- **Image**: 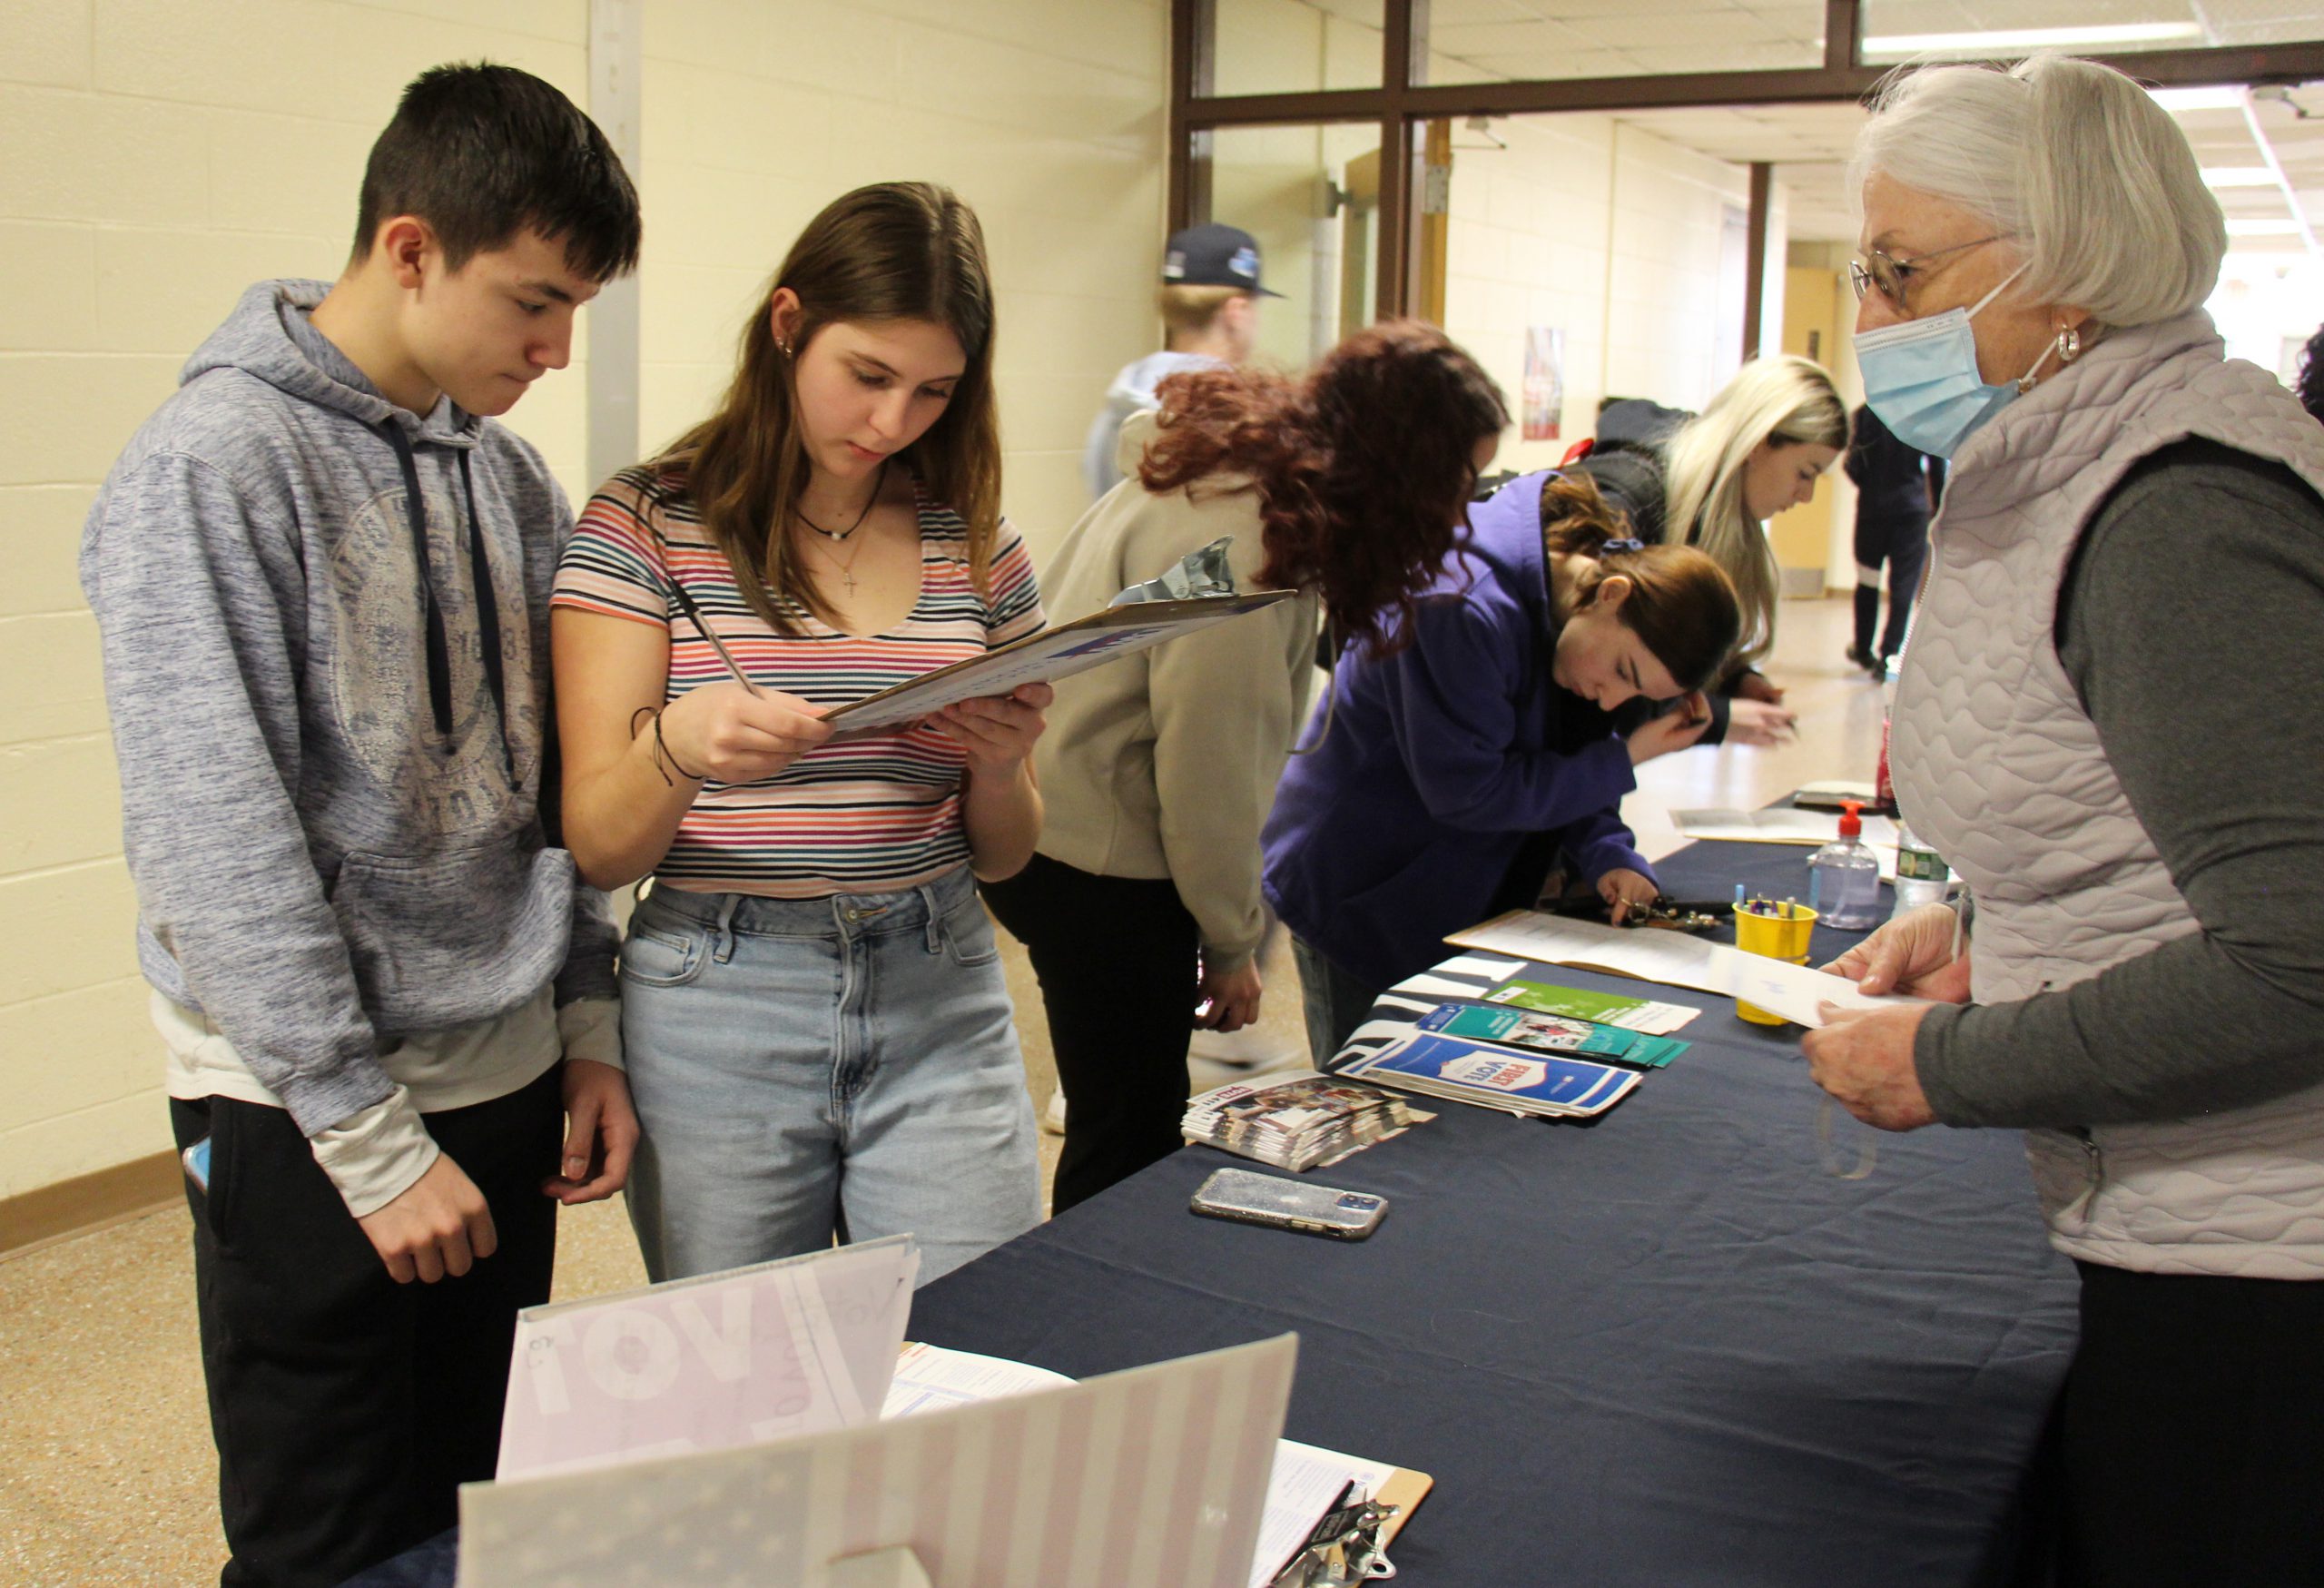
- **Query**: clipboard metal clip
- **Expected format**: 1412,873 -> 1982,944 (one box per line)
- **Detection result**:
1270,1483 -> 1401,1585
1108,536 -> 1240,607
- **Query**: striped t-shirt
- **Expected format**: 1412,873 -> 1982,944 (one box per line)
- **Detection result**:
553,465 -> 1044,898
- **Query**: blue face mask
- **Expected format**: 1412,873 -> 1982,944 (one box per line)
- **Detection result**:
1854,266 -> 2053,459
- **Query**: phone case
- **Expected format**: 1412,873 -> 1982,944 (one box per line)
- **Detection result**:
1189,1167 -> 1387,1240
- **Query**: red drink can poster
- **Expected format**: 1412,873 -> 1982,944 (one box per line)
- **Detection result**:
1522,325 -> 1565,441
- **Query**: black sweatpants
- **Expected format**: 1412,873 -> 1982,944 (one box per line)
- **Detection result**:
2057,1259 -> 2324,1587
1852,511 -> 1928,662
981,853 -> 1200,1213
170,1064 -> 563,1588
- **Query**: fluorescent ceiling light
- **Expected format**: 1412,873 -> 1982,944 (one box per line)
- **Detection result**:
2150,86 -> 2249,112
2225,218 -> 2303,235
2202,167 -> 2279,188
1865,23 -> 2204,57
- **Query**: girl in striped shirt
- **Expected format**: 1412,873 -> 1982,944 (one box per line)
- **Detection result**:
551,183 -> 1049,1284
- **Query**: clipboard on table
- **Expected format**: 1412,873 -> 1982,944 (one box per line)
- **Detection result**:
1259,1453 -> 1433,1588
821,589 -> 1301,739
1368,1467 -> 1433,1549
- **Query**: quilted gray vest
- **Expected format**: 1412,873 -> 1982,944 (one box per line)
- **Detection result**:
1894,311 -> 2324,1278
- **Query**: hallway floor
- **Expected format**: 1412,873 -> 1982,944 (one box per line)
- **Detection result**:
0,597 -> 1885,1587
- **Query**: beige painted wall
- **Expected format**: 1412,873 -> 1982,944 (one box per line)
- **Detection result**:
0,0 -> 1166,1200
1440,113 -> 1774,480
1768,262 -> 1843,577
1789,238 -> 1871,592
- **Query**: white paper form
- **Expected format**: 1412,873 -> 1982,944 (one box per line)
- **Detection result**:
1672,806 -> 1902,847
881,1341 -> 1072,1418
1443,911 -> 1918,1028
1669,807 -> 1903,882
495,1236 -> 919,1482
1247,1440 -> 1398,1588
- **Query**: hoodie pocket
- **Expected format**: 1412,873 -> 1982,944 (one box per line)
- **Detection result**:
330,843 -> 573,1031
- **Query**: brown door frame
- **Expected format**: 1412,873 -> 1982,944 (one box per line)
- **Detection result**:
1167,0 -> 2324,323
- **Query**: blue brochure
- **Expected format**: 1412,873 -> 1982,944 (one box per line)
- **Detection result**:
1339,1033 -> 1642,1119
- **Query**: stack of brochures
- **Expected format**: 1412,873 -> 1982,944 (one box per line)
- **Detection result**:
1416,1002 -> 1689,1068
1182,1076 -> 1423,1172
1337,1032 -> 1642,1119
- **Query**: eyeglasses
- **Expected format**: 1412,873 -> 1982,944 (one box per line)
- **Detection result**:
1847,233 -> 2012,310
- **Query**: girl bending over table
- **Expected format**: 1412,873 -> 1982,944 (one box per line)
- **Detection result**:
1264,469 -> 1741,1062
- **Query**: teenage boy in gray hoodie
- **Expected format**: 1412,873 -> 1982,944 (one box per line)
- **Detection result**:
80,64 -> 642,1587
1080,222 -> 1278,500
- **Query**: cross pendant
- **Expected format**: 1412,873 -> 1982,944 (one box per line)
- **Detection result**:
842,570 -> 858,596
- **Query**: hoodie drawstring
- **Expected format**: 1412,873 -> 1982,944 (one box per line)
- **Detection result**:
377,420 -> 511,774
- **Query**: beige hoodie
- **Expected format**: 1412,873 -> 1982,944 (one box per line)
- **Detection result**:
1029,412 -> 1321,969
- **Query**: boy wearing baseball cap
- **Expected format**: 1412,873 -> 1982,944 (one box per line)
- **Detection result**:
1083,222 -> 1280,499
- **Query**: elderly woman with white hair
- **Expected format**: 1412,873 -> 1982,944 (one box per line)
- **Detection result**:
1803,55 -> 2324,1583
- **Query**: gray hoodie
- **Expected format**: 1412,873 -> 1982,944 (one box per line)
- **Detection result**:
81,280 -> 617,1137
1082,350 -> 1224,501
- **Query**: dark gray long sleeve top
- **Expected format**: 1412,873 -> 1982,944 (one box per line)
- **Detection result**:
1915,438 -> 2324,1126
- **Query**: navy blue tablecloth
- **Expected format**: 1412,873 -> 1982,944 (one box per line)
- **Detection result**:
347,840 -> 2075,1588
906,839 -> 2074,1586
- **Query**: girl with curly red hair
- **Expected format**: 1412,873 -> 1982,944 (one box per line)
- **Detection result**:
981,320 -> 1508,1209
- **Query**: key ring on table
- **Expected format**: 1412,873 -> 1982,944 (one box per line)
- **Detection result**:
1817,1096 -> 1878,1180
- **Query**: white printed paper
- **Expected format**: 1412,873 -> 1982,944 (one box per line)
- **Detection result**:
1248,1440 -> 1399,1588
1445,911 -> 1918,1028
1672,806 -> 1902,849
881,1341 -> 1072,1418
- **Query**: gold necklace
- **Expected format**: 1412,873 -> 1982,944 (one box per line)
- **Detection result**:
801,519 -> 869,598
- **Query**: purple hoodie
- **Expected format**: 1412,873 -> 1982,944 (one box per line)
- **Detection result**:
1260,471 -> 1650,991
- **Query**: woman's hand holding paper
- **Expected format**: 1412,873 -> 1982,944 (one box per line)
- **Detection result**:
1823,901 -> 1972,1001
1803,1002 -> 1936,1131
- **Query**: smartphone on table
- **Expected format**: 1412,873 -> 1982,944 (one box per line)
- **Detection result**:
1189,1167 -> 1388,1240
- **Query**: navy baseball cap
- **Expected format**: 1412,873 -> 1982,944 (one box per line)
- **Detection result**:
1161,223 -> 1284,297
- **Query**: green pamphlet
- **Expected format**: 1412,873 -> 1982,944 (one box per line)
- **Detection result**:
1484,978 -> 1699,1036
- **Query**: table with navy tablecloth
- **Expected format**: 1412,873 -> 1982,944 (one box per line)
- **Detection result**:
345,836 -> 2077,1588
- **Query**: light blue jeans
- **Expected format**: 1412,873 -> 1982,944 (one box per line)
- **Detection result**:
618,865 -> 1041,1287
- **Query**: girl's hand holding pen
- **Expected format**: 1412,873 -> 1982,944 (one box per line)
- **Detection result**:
660,681 -> 832,784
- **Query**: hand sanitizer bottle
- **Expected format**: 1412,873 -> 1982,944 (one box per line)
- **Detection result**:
1809,800 -> 1883,931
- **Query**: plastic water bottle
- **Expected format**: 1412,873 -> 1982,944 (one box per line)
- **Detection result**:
1892,824 -> 1951,918
1808,800 -> 1883,931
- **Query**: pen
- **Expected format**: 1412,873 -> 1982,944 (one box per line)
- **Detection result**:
693,623 -> 763,698
668,582 -> 764,697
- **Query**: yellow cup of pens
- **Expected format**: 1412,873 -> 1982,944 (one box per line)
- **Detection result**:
1733,900 -> 1817,1025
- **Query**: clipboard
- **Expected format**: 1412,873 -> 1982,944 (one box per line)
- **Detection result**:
1371,1467 -> 1433,1548
1261,1462 -> 1433,1587
821,588 -> 1301,739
